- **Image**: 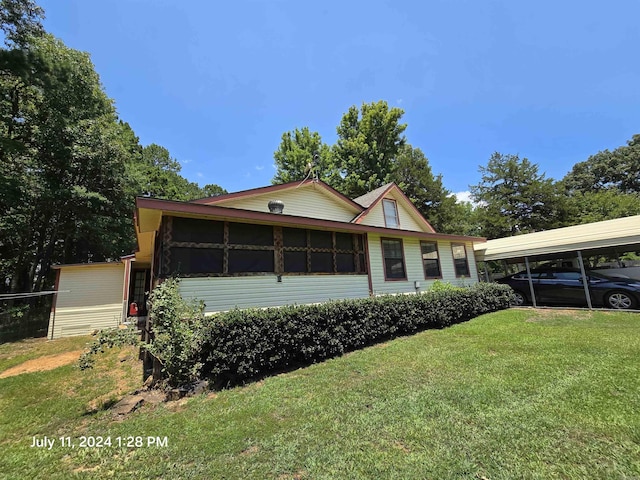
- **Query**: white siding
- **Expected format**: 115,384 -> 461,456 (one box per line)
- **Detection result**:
213,184 -> 359,222
179,275 -> 370,313
359,195 -> 426,232
367,234 -> 478,295
48,264 -> 125,339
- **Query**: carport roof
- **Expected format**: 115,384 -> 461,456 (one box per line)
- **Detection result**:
474,215 -> 640,262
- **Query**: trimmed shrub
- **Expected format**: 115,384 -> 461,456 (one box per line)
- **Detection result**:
202,282 -> 513,386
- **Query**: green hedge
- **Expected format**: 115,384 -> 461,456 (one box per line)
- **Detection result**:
202,282 -> 513,386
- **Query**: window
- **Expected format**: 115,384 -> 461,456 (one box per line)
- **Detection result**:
171,217 -> 224,243
228,222 -> 273,246
169,247 -> 223,274
228,250 -> 274,273
551,271 -> 582,281
420,241 -> 441,278
162,217 -> 367,277
451,243 -> 470,277
382,199 -> 399,228
381,238 -> 406,280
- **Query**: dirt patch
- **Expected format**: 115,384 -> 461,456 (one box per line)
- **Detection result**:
0,350 -> 83,378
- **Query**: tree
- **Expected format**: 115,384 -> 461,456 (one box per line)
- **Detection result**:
391,144 -> 458,233
1,33 -> 135,291
564,190 -> 640,225
333,100 -> 406,198
470,153 -> 567,239
272,127 -> 336,184
201,183 -> 228,197
0,0 -> 44,47
563,134 -> 640,194
440,199 -> 483,237
138,144 -> 224,201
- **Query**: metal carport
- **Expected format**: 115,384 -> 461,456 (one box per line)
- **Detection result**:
473,215 -> 640,309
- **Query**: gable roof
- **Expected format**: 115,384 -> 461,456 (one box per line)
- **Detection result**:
351,182 -> 436,233
192,179 -> 364,212
353,183 -> 394,208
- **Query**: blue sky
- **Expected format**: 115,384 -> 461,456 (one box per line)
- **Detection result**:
39,0 -> 640,199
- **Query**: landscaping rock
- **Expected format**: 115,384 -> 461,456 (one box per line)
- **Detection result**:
112,395 -> 145,416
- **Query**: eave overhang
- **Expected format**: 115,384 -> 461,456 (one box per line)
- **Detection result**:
136,196 -> 485,244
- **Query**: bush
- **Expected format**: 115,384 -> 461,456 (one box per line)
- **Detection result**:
144,278 -> 206,387
79,278 -> 207,388
78,327 -> 141,370
202,282 -> 513,386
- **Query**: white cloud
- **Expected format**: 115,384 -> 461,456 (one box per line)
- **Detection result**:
196,172 -> 203,178
255,165 -> 265,171
453,191 -> 473,203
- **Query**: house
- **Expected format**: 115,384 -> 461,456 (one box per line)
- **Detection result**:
135,179 -> 484,314
48,179 -> 485,338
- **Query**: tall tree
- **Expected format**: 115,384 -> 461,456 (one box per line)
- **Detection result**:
391,144 -> 458,233
272,127 -> 337,184
0,0 -> 43,47
564,190 -> 640,225
333,100 -> 406,198
563,134 -> 640,194
470,153 -> 567,239
138,144 -> 224,201
200,183 -> 228,198
1,32 -> 134,294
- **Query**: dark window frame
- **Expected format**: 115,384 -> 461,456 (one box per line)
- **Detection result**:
451,243 -> 470,277
381,237 -> 407,281
420,241 -> 442,279
382,198 -> 400,228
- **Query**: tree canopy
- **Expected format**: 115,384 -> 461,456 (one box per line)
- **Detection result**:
563,134 -> 640,194
272,127 -> 336,185
470,153 -> 568,239
0,1 -> 225,305
333,100 -> 407,198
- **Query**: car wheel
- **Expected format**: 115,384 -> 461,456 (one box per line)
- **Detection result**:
511,290 -> 526,307
605,291 -> 636,310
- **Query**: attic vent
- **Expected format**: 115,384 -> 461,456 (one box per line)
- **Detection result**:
268,200 -> 284,214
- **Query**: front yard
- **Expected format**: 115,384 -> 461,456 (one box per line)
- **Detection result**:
0,309 -> 638,479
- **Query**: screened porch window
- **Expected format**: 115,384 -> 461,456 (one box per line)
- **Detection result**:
160,216 -> 366,277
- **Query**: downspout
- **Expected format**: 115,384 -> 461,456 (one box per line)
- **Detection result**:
576,250 -> 593,310
524,257 -> 537,308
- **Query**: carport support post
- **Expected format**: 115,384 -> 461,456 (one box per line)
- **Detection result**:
576,250 -> 593,310
524,256 -> 537,308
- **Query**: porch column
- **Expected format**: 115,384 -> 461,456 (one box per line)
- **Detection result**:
576,250 -> 593,310
524,256 -> 537,308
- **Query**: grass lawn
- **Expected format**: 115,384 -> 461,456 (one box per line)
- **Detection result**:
1,309 -> 639,479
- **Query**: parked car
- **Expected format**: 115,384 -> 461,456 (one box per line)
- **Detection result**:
496,268 -> 640,310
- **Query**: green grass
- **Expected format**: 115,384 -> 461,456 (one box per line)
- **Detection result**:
1,309 -> 639,479
0,335 -> 93,371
